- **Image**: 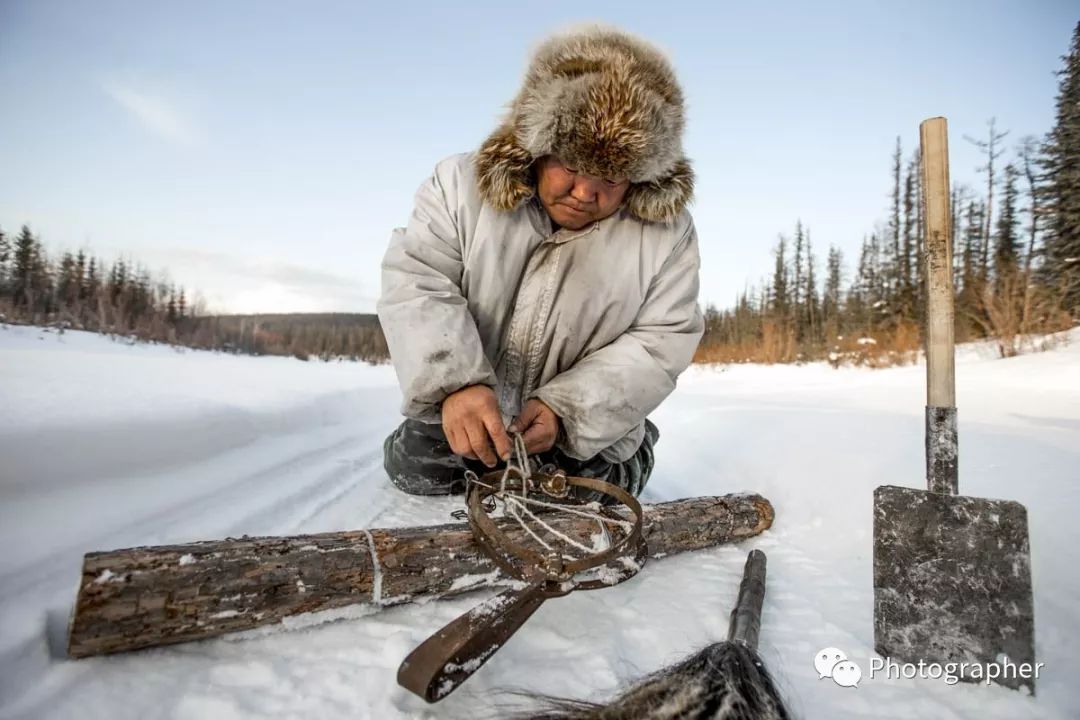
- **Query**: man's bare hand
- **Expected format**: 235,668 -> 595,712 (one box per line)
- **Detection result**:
442,385 -> 512,467
508,399 -> 560,454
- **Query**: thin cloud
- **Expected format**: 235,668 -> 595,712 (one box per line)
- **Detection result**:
146,247 -> 377,314
100,79 -> 200,147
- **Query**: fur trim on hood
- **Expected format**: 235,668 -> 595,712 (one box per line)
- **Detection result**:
475,26 -> 694,224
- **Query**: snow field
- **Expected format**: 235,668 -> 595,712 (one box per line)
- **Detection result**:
1,324 -> 1078,718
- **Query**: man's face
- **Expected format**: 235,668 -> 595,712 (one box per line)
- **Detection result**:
535,156 -> 631,230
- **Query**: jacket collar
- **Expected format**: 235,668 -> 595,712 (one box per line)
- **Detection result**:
525,196 -> 620,244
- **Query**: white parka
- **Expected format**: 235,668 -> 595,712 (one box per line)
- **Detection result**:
377,153 -> 704,463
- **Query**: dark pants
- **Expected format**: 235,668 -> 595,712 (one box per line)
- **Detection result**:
383,418 -> 659,505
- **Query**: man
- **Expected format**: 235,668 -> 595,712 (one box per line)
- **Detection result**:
377,26 -> 704,502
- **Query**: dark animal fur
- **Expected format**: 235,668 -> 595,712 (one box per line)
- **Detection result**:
519,642 -> 792,720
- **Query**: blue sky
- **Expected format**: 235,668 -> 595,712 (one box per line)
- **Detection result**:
0,1 -> 1075,314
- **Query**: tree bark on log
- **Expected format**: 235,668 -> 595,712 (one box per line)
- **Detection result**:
68,493 -> 773,658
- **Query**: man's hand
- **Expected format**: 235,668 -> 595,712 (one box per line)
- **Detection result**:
509,399 -> 560,454
442,385 -> 512,467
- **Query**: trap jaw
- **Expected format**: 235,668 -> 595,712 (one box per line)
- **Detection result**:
467,466 -> 648,589
398,466 -> 648,703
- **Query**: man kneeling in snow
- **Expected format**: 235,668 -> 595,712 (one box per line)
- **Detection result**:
376,27 -> 704,503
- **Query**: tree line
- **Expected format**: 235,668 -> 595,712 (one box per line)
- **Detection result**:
0,226 -> 197,341
0,228 -> 388,363
695,22 -> 1080,366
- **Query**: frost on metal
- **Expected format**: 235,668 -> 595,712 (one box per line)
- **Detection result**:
925,406 -> 958,495
442,644 -> 499,674
872,484 -> 1036,693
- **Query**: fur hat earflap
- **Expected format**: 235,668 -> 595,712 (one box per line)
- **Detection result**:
475,25 -> 694,224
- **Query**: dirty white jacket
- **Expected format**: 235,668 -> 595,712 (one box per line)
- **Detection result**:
377,153 -> 704,462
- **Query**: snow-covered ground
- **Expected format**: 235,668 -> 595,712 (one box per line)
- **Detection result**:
1,324 -> 1078,719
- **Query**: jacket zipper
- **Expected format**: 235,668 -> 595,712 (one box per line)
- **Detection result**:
498,223 -> 598,418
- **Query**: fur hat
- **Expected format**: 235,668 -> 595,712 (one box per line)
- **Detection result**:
475,26 -> 694,224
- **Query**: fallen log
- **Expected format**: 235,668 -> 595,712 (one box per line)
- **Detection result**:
68,493 -> 773,658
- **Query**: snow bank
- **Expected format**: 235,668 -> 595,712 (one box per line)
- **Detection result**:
1,324 -> 1078,719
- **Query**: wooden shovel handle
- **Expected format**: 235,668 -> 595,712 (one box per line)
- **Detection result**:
920,117 -> 955,408
920,117 -> 959,495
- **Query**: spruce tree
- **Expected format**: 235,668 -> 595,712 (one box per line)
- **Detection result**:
75,250 -> 87,302
12,226 -> 36,308
0,227 -> 9,296
850,234 -> 881,332
900,156 -> 917,320
1040,21 -> 1080,309
1017,137 -> 1042,277
28,237 -> 51,316
823,245 -> 844,339
86,258 -> 100,303
771,235 -> 789,319
111,259 -> 128,305
958,200 -> 985,331
804,228 -> 819,344
888,137 -> 903,307
792,222 -> 804,337
993,163 -> 1021,287
167,288 -> 178,323
58,252 -> 77,308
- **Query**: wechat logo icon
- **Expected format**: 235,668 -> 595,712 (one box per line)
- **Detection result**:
814,647 -> 862,688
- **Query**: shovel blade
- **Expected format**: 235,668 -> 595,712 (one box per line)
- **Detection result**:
873,485 -> 1036,693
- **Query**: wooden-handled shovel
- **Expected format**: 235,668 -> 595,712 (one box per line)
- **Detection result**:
872,117 -> 1037,693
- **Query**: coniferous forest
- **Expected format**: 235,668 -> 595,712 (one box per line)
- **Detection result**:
0,231 -> 389,363
694,22 -> 1080,366
2,22 -> 1078,367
